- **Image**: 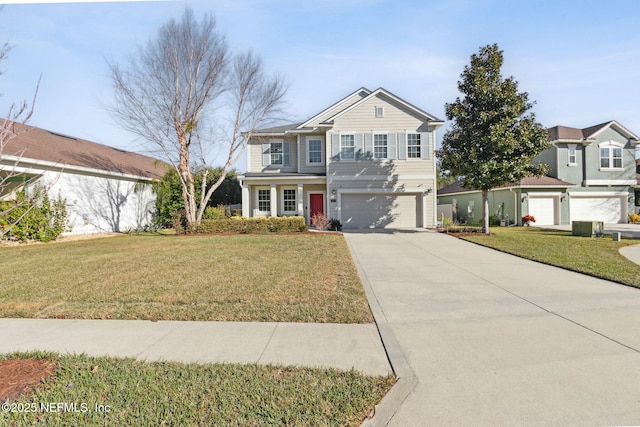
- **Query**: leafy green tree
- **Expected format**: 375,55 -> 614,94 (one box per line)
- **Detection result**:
437,44 -> 549,233
153,167 -> 241,227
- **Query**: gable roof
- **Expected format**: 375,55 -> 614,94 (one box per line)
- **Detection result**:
438,176 -> 573,196
549,120 -> 640,144
321,87 -> 444,125
296,87 -> 372,130
1,122 -> 167,179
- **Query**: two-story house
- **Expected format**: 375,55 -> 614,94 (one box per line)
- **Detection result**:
437,120 -> 639,225
238,87 -> 444,229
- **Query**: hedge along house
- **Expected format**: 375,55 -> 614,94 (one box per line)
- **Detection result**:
238,87 -> 444,229
437,120 -> 640,225
0,122 -> 167,234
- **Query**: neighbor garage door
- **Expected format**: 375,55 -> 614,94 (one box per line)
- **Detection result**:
341,193 -> 419,229
527,197 -> 557,225
570,196 -> 625,223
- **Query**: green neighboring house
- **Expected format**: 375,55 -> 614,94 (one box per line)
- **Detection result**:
437,120 -> 640,225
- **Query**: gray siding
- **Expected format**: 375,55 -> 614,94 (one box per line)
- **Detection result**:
247,137 -> 298,173
298,134 -> 326,174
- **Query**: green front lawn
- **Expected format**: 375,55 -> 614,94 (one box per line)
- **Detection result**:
0,233 -> 373,323
460,227 -> 640,288
0,352 -> 394,426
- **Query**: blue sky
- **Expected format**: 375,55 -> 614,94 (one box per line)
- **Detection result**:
1,0 -> 639,170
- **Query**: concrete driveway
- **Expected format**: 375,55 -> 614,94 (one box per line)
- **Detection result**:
345,230 -> 640,426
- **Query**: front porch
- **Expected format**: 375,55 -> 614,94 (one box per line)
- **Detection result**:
238,173 -> 327,224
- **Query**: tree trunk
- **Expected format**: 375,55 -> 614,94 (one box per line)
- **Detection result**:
482,189 -> 490,235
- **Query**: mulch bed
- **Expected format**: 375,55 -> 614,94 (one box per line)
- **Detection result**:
0,359 -> 56,402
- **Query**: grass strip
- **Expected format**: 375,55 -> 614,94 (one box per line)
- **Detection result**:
459,227 -> 640,288
0,352 -> 394,426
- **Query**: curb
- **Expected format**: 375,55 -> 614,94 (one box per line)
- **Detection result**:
344,235 -> 417,427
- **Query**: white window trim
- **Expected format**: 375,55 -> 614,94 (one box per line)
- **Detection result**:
254,187 -> 271,216
339,133 -> 356,162
305,136 -> 324,166
598,141 -> 624,170
281,186 -> 298,215
567,144 -> 577,166
270,140 -> 284,166
373,132 -> 388,160
406,132 -> 421,160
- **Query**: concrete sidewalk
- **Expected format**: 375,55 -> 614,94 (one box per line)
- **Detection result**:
0,318 -> 391,377
346,230 -> 640,427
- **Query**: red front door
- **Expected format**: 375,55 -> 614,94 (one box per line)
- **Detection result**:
309,193 -> 324,218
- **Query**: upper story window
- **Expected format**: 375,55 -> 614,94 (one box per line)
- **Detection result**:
568,144 -> 577,166
307,138 -> 323,165
270,142 -> 283,165
373,133 -> 388,159
340,134 -> 355,160
375,106 -> 384,118
407,133 -> 421,159
599,142 -> 623,169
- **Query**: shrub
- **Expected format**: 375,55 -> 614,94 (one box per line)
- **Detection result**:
195,216 -> 308,234
0,187 -> 69,242
441,216 -> 455,228
489,214 -> 501,226
202,205 -> 230,220
629,213 -> 640,224
310,212 -> 330,231
522,214 -> 536,225
329,218 -> 342,231
171,210 -> 187,234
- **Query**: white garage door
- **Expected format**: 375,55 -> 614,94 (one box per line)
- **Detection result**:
570,197 -> 625,223
527,197 -> 557,225
341,193 -> 419,229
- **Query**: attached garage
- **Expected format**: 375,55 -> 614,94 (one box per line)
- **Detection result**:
570,195 -> 626,223
527,196 -> 558,225
341,193 -> 421,229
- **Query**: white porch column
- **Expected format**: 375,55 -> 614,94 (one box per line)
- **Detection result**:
297,183 -> 304,217
270,184 -> 277,217
241,182 -> 250,218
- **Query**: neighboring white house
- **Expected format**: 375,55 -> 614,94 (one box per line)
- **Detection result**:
1,122 -> 167,234
239,87 -> 444,229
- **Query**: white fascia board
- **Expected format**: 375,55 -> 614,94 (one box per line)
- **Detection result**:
329,174 -> 435,181
589,120 -> 640,142
239,175 -> 327,185
524,191 -> 563,197
0,155 -> 156,182
551,138 -> 594,146
297,87 -> 372,129
337,188 -> 428,194
568,190 -> 629,197
324,87 -> 444,125
583,179 -> 637,186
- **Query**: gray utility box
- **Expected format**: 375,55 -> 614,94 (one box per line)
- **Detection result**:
571,221 -> 604,237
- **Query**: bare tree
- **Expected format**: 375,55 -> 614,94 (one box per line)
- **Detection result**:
108,7 -> 287,229
0,33 -> 41,238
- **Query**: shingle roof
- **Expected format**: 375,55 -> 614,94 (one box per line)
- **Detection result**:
252,123 -> 303,135
438,176 -> 573,195
549,120 -> 640,142
2,122 -> 167,179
